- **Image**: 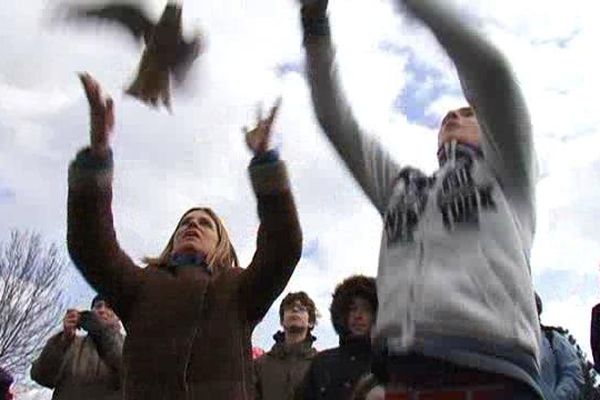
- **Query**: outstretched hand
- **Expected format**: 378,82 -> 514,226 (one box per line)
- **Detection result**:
78,72 -> 114,158
242,97 -> 282,156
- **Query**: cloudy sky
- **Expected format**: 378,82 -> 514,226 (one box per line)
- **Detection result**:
1,0 -> 599,396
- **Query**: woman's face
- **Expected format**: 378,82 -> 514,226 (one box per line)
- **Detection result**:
171,210 -> 219,260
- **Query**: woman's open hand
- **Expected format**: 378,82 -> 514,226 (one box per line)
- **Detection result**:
78,72 -> 114,158
242,97 -> 282,156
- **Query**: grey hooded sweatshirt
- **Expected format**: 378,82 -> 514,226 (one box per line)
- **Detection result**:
300,0 -> 541,396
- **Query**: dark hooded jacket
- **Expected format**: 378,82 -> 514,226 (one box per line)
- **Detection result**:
299,276 -> 376,400
254,331 -> 317,400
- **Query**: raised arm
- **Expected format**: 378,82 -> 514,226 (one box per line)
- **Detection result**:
67,73 -> 143,322
399,0 -> 535,214
237,100 -> 303,323
300,1 -> 401,215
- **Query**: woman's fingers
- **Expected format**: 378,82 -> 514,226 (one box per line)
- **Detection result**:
255,103 -> 264,129
243,97 -> 283,153
79,73 -> 115,153
79,73 -> 95,106
264,97 -> 282,133
105,97 -> 115,132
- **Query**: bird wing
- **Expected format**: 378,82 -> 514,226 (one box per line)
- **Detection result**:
67,4 -> 155,43
171,34 -> 204,85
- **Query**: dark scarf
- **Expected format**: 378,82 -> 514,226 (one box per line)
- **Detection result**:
168,252 -> 212,274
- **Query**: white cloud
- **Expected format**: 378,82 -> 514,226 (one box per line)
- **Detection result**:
541,294 -> 597,356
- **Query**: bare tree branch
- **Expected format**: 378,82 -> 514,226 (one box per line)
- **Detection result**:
0,230 -> 67,378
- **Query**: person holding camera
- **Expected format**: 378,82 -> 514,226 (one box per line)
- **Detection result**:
30,295 -> 123,400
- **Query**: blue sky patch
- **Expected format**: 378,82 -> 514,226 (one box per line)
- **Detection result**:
0,185 -> 15,202
302,238 -> 319,260
531,29 -> 581,49
275,60 -> 304,78
379,40 -> 459,128
534,269 -> 598,304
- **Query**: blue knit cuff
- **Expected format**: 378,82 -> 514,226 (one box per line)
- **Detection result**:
250,149 -> 280,167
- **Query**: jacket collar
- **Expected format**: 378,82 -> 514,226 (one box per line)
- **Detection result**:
268,331 -> 317,359
437,140 -> 483,167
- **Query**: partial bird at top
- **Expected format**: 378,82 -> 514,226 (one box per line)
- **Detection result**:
65,3 -> 155,44
62,1 -> 204,111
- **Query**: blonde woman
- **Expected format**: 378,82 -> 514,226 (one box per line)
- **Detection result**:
67,73 -> 302,400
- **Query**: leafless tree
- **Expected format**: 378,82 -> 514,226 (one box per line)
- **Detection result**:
0,230 -> 67,378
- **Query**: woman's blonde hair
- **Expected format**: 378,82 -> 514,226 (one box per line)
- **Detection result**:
143,207 -> 239,270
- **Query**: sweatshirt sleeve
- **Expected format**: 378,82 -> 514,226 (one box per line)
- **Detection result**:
302,9 -> 402,215
399,0 -> 535,221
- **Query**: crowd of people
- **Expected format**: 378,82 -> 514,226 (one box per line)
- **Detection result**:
2,286 -> 599,399
1,0 -> 598,399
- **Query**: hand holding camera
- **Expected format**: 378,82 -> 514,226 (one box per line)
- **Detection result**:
62,309 -> 81,341
62,309 -> 106,340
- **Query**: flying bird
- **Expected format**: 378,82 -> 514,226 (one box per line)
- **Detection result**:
64,1 -> 204,111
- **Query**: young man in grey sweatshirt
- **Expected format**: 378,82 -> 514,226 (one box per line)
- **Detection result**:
295,0 -> 541,398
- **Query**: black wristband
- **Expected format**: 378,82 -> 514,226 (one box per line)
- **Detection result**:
250,149 -> 280,167
301,9 -> 330,38
74,148 -> 114,171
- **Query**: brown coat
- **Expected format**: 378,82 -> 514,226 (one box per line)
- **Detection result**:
30,331 -> 123,400
67,149 -> 302,400
254,332 -> 317,400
